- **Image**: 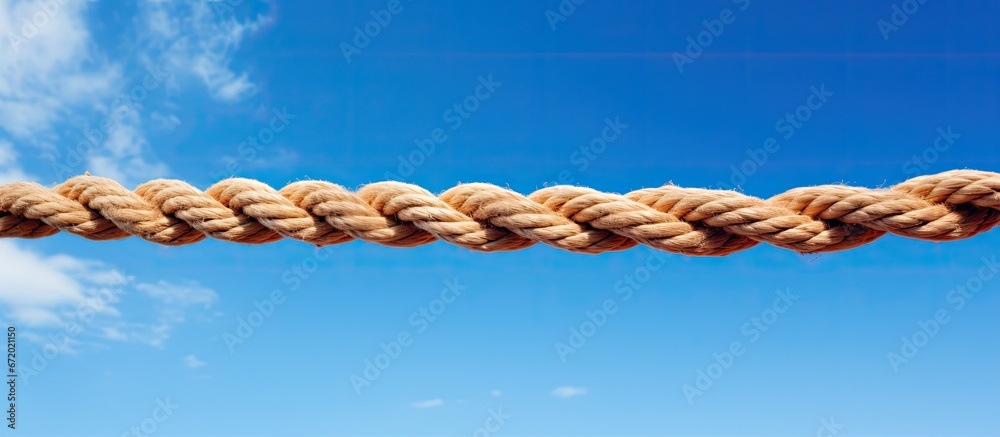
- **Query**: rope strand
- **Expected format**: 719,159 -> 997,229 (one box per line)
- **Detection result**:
2,170 -> 998,255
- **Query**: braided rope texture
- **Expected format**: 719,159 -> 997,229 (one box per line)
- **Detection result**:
1,170 -> 999,256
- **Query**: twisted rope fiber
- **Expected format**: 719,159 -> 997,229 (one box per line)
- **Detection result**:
2,170 -> 1000,255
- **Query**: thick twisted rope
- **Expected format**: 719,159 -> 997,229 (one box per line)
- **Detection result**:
1,169 -> 999,255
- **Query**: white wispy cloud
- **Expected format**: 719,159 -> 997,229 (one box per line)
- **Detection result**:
109,280 -> 220,347
101,327 -> 129,342
0,140 -> 33,184
0,1 -> 256,354
0,0 -> 272,186
410,399 -> 445,409
0,239 -> 217,348
552,386 -> 588,398
0,240 -> 122,327
0,107 -> 214,354
74,279 -> 218,348
141,1 -> 273,102
137,280 -> 219,308
183,354 -> 206,368
0,0 -> 162,186
149,112 -> 181,131
0,0 -> 122,139
0,174 -> 130,333
491,390 -> 502,397
84,111 -> 169,185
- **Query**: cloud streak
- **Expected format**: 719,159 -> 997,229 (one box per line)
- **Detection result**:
141,0 -> 273,102
0,240 -> 121,327
410,399 -> 444,409
183,355 -> 206,369
552,386 -> 588,398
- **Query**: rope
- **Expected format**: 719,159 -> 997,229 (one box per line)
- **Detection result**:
1,169 -> 999,255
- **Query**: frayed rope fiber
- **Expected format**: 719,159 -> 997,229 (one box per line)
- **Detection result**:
1,170 -> 999,256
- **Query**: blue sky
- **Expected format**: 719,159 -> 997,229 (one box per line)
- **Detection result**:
1,0 -> 999,436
